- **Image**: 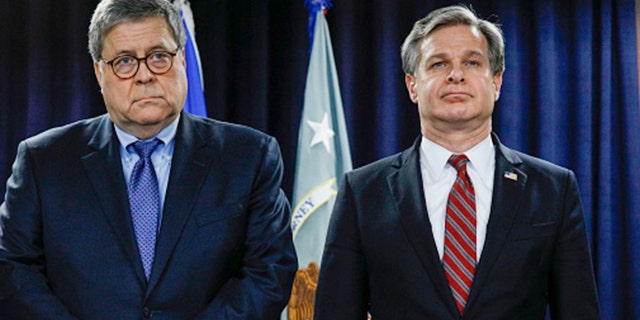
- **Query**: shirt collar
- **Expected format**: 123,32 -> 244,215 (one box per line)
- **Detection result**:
420,133 -> 494,178
114,114 -> 180,151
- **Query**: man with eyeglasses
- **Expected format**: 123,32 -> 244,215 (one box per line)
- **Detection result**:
0,0 -> 297,319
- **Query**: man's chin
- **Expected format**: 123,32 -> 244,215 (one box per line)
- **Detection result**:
136,114 -> 177,127
134,95 -> 179,110
130,106 -> 177,122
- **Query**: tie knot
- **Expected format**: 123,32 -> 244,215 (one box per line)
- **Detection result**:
448,154 -> 470,172
132,138 -> 161,159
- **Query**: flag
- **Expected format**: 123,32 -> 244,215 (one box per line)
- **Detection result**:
293,0 -> 351,273
173,0 -> 207,117
285,1 -> 352,318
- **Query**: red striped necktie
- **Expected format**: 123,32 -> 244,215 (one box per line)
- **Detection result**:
443,154 -> 476,315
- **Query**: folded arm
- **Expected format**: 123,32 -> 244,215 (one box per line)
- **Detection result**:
192,136 -> 298,320
314,174 -> 370,320
0,141 -> 79,320
548,170 -> 600,319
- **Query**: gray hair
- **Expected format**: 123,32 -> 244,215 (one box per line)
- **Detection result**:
88,0 -> 186,62
401,5 -> 505,76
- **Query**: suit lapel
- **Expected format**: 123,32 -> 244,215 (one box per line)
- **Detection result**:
146,113 -> 213,292
81,115 -> 147,285
391,140 -> 460,317
465,135 -> 527,312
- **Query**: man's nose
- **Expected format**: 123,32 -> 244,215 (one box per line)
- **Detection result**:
447,65 -> 465,83
134,60 -> 155,83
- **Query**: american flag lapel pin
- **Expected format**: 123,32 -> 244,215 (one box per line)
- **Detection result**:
504,171 -> 518,181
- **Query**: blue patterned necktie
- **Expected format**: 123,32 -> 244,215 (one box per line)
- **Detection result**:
128,138 -> 162,280
443,154 -> 476,315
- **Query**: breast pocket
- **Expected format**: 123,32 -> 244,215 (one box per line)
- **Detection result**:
509,221 -> 557,241
195,202 -> 245,227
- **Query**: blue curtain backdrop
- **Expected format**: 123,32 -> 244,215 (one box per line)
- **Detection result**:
0,0 -> 638,318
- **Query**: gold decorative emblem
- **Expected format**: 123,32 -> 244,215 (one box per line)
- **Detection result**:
288,262 -> 319,320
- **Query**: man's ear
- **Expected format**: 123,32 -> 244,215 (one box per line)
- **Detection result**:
492,71 -> 503,102
94,61 -> 103,92
405,73 -> 418,103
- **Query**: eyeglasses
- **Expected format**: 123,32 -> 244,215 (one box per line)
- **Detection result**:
103,50 -> 178,79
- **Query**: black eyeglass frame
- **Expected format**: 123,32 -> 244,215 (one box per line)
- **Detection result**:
102,50 -> 179,79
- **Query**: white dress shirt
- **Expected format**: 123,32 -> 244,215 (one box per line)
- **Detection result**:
419,134 -> 495,262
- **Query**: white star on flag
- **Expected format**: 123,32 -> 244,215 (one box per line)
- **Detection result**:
307,113 -> 335,153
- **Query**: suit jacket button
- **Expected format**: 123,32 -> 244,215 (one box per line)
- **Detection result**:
143,307 -> 152,318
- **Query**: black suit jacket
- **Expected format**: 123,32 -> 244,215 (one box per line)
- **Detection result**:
314,134 -> 600,319
0,112 -> 297,319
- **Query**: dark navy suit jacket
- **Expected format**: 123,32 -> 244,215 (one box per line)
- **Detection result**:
314,134 -> 600,319
0,112 -> 297,319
